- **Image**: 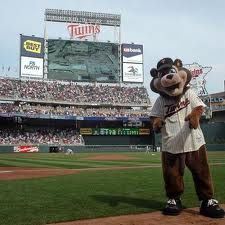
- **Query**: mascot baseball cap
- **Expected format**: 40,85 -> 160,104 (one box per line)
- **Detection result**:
157,58 -> 173,71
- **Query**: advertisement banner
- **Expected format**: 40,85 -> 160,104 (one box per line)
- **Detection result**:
20,56 -> 44,78
80,128 -> 150,136
122,44 -> 143,63
139,128 -> 151,135
14,146 -> 39,153
80,128 -> 93,135
20,35 -> 44,58
123,63 -> 143,83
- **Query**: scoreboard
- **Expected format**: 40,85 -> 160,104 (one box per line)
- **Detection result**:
48,39 -> 119,82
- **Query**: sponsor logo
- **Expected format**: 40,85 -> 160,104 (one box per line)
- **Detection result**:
23,40 -> 42,54
128,66 -> 138,75
24,61 -> 40,70
191,68 -> 203,78
123,47 -> 141,53
139,128 -> 150,135
80,128 -> 92,135
67,23 -> 100,39
14,146 -> 39,153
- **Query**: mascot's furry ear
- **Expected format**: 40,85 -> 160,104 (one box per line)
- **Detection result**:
174,59 -> 183,68
150,68 -> 158,77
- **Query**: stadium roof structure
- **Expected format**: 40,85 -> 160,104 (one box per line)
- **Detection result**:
45,9 -> 121,27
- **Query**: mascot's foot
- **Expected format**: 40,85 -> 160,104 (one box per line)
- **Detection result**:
200,199 -> 224,218
163,198 -> 182,216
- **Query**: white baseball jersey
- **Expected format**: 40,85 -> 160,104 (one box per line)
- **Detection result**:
150,88 -> 206,154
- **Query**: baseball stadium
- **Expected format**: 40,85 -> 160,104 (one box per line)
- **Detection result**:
0,9 -> 225,225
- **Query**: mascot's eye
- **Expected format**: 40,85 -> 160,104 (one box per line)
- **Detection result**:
159,68 -> 176,77
168,68 -> 176,74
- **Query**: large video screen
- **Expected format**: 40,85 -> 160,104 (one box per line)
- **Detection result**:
47,39 -> 119,82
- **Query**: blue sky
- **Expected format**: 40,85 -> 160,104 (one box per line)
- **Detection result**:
0,0 -> 225,99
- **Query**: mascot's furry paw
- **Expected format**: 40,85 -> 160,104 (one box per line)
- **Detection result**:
185,113 -> 199,129
185,106 -> 204,129
153,117 -> 166,133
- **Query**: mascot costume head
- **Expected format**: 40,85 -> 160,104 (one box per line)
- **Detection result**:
150,58 -> 192,98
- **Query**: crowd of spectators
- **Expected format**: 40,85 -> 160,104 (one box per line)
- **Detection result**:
0,78 -> 150,105
0,128 -> 83,145
0,103 -> 150,118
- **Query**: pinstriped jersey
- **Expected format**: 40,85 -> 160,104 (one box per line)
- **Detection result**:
150,88 -> 206,154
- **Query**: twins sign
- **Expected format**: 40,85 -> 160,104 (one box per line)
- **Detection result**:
67,23 -> 101,39
185,63 -> 212,96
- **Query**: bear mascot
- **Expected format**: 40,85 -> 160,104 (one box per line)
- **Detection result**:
150,57 -> 224,218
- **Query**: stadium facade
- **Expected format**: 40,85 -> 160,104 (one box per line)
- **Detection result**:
0,9 -> 153,153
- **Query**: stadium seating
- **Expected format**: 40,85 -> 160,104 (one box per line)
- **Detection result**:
0,103 -> 150,118
0,128 -> 83,145
0,77 -> 151,146
0,78 -> 150,105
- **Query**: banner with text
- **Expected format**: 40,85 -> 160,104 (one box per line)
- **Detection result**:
80,128 -> 150,136
122,44 -> 143,64
20,56 -> 44,78
20,35 -> 44,58
122,63 -> 143,83
14,145 -> 39,153
20,35 -> 44,78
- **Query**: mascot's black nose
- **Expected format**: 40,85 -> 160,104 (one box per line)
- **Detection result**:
166,74 -> 173,80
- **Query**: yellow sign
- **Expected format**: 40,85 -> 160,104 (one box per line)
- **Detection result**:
24,40 -> 42,54
80,128 -> 92,135
139,128 -> 150,135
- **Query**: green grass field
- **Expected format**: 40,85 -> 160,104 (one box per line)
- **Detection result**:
0,151 -> 224,225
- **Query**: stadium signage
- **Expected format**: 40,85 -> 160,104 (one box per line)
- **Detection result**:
20,35 -> 44,58
191,68 -> 203,78
80,128 -> 150,136
202,97 -> 224,103
79,128 -> 92,135
124,48 -> 141,53
122,44 -> 143,64
184,62 -> 212,96
123,63 -> 144,83
20,35 -> 44,79
24,61 -> 40,70
23,40 -> 42,54
14,146 -> 39,153
185,63 -> 212,79
67,23 -> 101,39
20,56 -> 44,78
139,128 -> 151,135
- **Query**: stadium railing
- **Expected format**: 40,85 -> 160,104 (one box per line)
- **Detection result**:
0,96 -> 151,107
0,144 -> 158,153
